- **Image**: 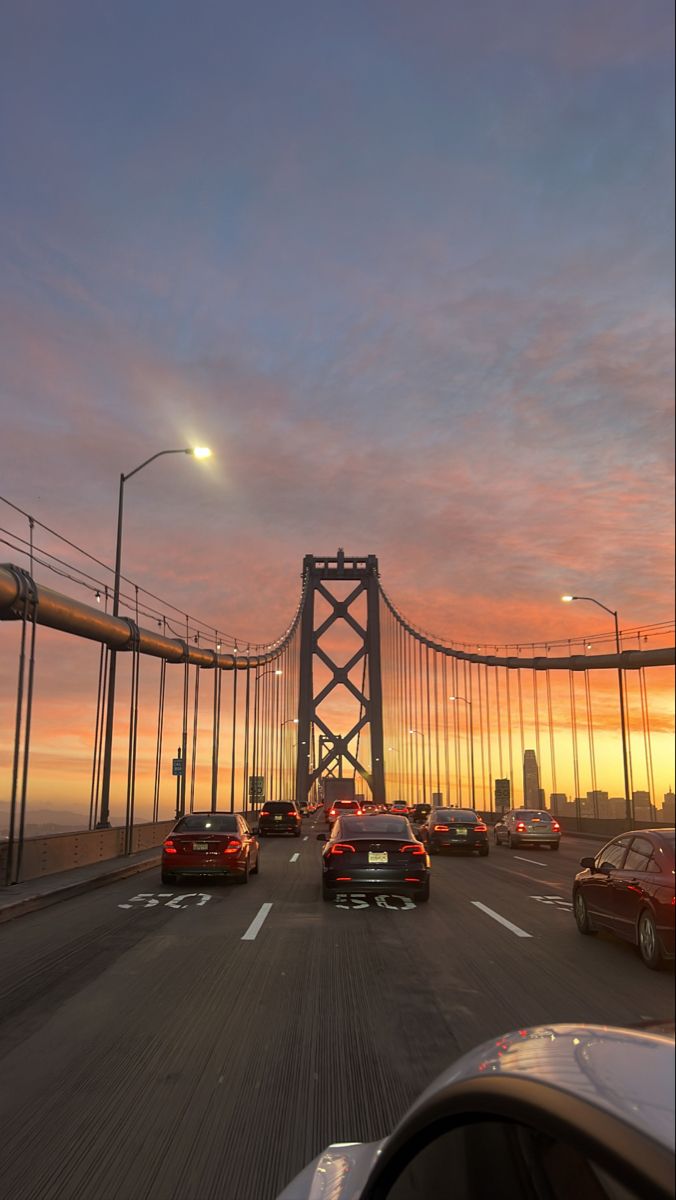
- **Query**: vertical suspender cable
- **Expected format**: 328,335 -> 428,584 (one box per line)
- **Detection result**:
243,659 -> 251,812
89,640 -> 108,830
211,653 -> 222,813
505,668 -> 514,803
546,667 -> 558,800
584,669 -> 598,809
483,663 -> 492,804
494,663 -> 504,780
230,660 -> 238,812
433,650 -> 441,797
12,572 -> 38,885
190,645 -> 201,814
516,662 -> 525,803
180,616 -> 189,816
152,652 -> 166,823
425,644 -> 433,799
568,661 -> 581,821
442,654 -> 450,805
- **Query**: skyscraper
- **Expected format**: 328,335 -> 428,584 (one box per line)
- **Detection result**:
523,750 -> 540,807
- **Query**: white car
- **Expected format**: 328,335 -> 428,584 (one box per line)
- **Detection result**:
276,1023 -> 674,1200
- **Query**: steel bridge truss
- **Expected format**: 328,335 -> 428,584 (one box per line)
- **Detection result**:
294,552 -> 385,806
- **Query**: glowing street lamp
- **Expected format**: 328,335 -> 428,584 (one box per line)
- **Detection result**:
98,446 -> 212,829
561,594 -> 631,823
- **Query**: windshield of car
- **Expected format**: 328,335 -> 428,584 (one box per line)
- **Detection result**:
173,814 -> 238,833
432,809 -> 479,824
337,816 -> 411,837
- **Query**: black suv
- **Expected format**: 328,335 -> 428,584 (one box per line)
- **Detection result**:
258,801 -> 302,837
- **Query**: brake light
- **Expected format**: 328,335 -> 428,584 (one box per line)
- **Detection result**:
260,810 -> 271,817
163,839 -> 177,855
433,825 -> 449,832
399,843 -> 425,856
223,838 -> 242,854
474,823 -> 487,832
552,822 -> 561,832
329,809 -> 336,818
329,842 -> 356,856
516,822 -> 526,832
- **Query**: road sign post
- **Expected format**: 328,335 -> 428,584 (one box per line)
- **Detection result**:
173,747 -> 183,818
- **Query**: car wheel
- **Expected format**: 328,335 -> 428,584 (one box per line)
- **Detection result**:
237,857 -> 250,885
508,833 -> 515,848
638,909 -> 663,970
479,847 -> 489,857
428,843 -> 437,856
416,878 -> 430,903
251,851 -> 259,875
161,870 -> 175,885
294,830 -> 301,838
321,880 -> 332,902
573,889 -> 595,935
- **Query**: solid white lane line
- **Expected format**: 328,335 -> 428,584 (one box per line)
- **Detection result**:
514,855 -> 548,867
471,901 -> 532,938
290,852 -> 300,862
241,903 -> 273,941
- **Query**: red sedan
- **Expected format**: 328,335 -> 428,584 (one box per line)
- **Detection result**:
573,828 -> 675,969
162,812 -> 259,886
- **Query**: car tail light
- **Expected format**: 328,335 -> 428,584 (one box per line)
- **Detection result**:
260,810 -> 271,817
399,842 -> 425,856
223,838 -> 242,854
516,822 -> 526,832
433,824 -> 449,832
474,823 -> 487,832
552,821 -> 561,832
329,809 -> 337,818
163,839 -> 178,855
329,842 -> 356,856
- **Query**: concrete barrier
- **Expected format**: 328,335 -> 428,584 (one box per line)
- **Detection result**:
0,820 -> 175,884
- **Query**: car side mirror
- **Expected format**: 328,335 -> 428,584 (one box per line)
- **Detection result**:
580,856 -> 595,870
316,833 -> 327,842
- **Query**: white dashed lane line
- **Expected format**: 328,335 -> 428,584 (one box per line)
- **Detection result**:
241,903 -> 273,941
514,855 -> 548,867
303,836 -> 309,842
471,901 -> 533,938
290,852 -> 300,862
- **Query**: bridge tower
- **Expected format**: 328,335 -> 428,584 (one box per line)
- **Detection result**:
295,551 -> 385,807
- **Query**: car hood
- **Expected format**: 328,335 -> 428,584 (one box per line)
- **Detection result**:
274,1024 -> 675,1200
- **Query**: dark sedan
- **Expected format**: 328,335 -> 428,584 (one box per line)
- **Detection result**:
258,800 -> 302,837
161,812 -> 259,885
573,828 -> 675,969
418,808 -> 489,856
318,815 -> 430,902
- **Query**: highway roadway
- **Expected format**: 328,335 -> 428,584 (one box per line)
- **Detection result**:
0,818 -> 672,1200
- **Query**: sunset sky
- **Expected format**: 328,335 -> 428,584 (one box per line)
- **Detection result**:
1,1 -> 674,818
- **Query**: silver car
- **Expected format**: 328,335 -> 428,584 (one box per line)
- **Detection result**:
275,1023 -> 674,1200
494,807 -> 561,849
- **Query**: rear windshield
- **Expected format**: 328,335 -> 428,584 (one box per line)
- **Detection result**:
264,802 -> 297,813
338,816 -> 410,837
517,811 -> 552,821
174,815 -> 238,833
335,800 -> 359,809
432,810 -> 479,825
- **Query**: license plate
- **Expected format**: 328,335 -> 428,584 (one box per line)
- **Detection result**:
454,828 -> 468,837
192,842 -> 208,850
368,851 -> 388,863
274,815 -> 282,821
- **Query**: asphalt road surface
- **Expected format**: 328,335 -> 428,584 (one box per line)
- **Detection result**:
0,820 -> 672,1200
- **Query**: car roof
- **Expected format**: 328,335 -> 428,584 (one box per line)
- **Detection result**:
337,815 -> 410,835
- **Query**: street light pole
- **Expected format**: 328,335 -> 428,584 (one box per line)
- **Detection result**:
449,697 -> 475,808
97,446 -> 211,828
409,729 -> 427,805
561,594 -> 632,824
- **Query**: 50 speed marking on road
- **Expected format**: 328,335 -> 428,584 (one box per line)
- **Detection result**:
334,893 -> 417,910
118,892 -> 212,910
